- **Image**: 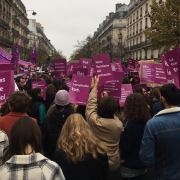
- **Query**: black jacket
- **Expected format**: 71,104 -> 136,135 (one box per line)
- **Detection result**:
53,149 -> 109,180
44,94 -> 55,112
27,95 -> 44,125
120,119 -> 147,169
41,108 -> 73,160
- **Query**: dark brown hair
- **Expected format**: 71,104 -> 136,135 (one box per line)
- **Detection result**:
122,77 -> 131,84
98,96 -> 118,118
4,117 -> 43,162
46,84 -> 55,98
15,76 -> 24,83
57,114 -> 107,164
31,87 -> 41,96
8,91 -> 31,113
133,87 -> 143,95
124,93 -> 151,123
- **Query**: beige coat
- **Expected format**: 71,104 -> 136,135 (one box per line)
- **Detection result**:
85,88 -> 123,170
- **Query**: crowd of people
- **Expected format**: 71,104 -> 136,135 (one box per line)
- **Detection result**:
0,70 -> 180,180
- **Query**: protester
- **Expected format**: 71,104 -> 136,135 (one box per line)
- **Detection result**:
27,87 -> 46,126
120,93 -> 151,180
41,90 -> 74,159
122,77 -> 131,84
0,91 -> 36,136
0,130 -> 9,165
15,76 -> 25,91
0,117 -> 65,180
140,83 -> 180,179
86,76 -> 123,180
72,104 -> 86,119
53,79 -> 62,93
133,87 -> 147,98
60,84 -> 70,92
44,84 -> 56,111
53,114 -> 109,180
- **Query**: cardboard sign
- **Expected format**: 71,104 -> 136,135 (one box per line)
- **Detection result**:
73,68 -> 88,76
102,71 -> 122,99
69,75 -> 92,105
119,84 -> 133,107
68,63 -> 79,75
0,64 -> 14,104
79,58 -> 92,75
32,81 -> 46,100
131,71 -> 139,78
93,54 -> 114,86
114,60 -> 122,72
54,59 -> 67,77
163,48 -> 180,88
133,77 -> 140,85
140,61 -> 167,86
127,58 -> 135,72
66,80 -> 72,88
135,60 -> 139,71
90,68 -> 94,77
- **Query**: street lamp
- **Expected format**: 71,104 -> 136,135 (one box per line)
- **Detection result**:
27,10 -> 37,16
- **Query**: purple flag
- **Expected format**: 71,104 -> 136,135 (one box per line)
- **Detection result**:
31,42 -> 37,65
11,40 -> 19,72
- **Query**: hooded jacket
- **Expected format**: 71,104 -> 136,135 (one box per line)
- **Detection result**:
41,107 -> 73,160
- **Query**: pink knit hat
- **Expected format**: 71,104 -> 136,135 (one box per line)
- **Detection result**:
55,90 -> 70,106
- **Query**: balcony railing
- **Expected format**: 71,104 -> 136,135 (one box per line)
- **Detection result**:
12,28 -> 20,36
0,36 -> 13,47
151,55 -> 154,59
128,40 -> 151,50
0,18 -> 10,30
13,16 -> 20,25
21,24 -> 29,33
113,23 -> 126,28
6,0 -> 13,5
118,33 -> 122,37
159,0 -> 162,4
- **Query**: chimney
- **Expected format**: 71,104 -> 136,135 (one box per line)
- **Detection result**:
109,12 -> 114,19
116,3 -> 123,11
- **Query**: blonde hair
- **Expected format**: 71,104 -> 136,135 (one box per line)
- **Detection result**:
57,114 -> 107,164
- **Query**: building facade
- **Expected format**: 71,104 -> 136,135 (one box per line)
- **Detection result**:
0,0 -> 29,59
92,3 -> 128,62
126,0 -> 164,61
28,19 -> 56,57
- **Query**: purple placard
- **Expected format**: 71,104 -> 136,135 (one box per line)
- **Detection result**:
93,54 -> 114,86
102,71 -> 123,99
135,60 -> 139,71
164,48 -> 180,88
111,64 -> 116,72
114,60 -> 122,72
54,59 -> 67,77
131,71 -> 139,78
69,75 -> 92,105
73,68 -> 88,76
133,77 -> 140,85
66,80 -> 72,88
141,62 -> 167,84
133,83 -> 148,99
90,68 -> 94,77
119,84 -> 133,107
32,81 -> 46,100
127,58 -> 135,72
68,63 -> 79,75
79,58 -> 92,75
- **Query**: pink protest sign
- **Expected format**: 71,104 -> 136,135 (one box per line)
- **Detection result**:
93,54 -> 114,86
66,80 -> 72,88
135,60 -> 139,71
103,71 -> 123,99
69,74 -> 92,105
0,64 -> 14,104
79,58 -> 92,75
73,68 -> 88,76
133,84 -> 148,99
114,60 -> 122,72
111,64 -> 116,72
32,81 -> 46,100
54,59 -> 67,77
164,48 -> 180,88
133,77 -> 140,85
161,56 -> 176,85
90,68 -> 94,77
141,62 -> 167,85
68,63 -> 79,75
131,71 -> 139,78
119,84 -> 133,107
127,58 -> 135,72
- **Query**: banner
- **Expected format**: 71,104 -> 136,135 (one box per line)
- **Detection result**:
69,74 -> 92,105
68,63 -> 79,75
54,59 -> 67,77
32,81 -> 46,100
0,64 -> 14,104
140,61 -> 167,86
119,84 -> 133,107
127,58 -> 135,72
93,54 -> 114,86
73,68 -> 88,76
79,58 -> 92,75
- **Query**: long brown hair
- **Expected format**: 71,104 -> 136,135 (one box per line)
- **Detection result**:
57,114 -> 107,164
124,93 -> 151,123
4,117 -> 43,162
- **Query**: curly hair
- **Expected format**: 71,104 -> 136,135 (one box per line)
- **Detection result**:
124,93 -> 151,123
57,114 -> 107,164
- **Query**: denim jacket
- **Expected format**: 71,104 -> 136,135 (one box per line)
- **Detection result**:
139,107 -> 180,180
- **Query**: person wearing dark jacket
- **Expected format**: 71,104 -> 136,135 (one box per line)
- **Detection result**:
120,93 -> 151,180
53,114 -> 109,180
26,88 -> 46,126
41,90 -> 73,160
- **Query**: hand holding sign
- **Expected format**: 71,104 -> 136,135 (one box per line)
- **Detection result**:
101,91 -> 108,98
94,76 -> 99,88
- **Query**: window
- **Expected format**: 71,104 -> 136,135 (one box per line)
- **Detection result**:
140,36 -> 142,43
140,51 -> 142,58
145,35 -> 147,41
130,16 -> 132,23
140,7 -> 142,15
136,52 -> 138,59
133,26 -> 135,34
136,38 -> 138,44
130,40 -> 132,47
158,48 -> 162,54
119,38 -> 122,44
140,21 -> 142,29
119,20 -> 123,25
119,29 -> 122,35
133,39 -> 135,45
128,29 -> 129,36
136,23 -> 138,31
128,18 -> 129,23
151,50 -> 154,55
137,11 -> 139,19
146,3 -> 148,11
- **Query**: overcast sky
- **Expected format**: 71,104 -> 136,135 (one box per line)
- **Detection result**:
23,0 -> 129,61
